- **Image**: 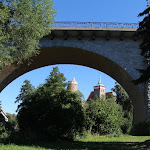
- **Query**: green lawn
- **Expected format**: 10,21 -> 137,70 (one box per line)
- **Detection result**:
0,135 -> 150,150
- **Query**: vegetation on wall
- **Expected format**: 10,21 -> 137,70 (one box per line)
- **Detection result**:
136,7 -> 150,83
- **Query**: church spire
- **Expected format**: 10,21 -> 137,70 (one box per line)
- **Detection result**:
98,75 -> 101,85
97,75 -> 103,86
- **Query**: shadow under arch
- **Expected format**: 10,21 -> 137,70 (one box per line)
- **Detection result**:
0,46 -> 146,124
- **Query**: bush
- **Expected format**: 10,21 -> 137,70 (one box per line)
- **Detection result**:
112,83 -> 133,134
85,97 -> 124,137
0,113 -> 18,144
134,120 -> 150,136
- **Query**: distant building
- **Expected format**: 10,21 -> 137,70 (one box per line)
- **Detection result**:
68,77 -> 78,92
93,76 -> 106,99
87,76 -> 115,102
68,77 -> 86,107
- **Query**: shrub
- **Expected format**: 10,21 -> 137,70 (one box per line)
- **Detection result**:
85,97 -> 124,137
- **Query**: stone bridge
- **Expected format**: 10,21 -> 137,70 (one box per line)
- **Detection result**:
0,21 -> 149,125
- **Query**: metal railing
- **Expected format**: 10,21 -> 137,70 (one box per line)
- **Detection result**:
53,21 -> 139,29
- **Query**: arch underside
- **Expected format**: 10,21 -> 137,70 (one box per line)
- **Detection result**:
0,47 -> 146,124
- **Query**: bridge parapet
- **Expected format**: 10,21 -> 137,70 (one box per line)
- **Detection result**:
50,22 -> 139,41
53,21 -> 139,29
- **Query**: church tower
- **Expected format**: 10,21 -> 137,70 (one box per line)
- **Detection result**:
94,75 -> 106,99
68,77 -> 78,92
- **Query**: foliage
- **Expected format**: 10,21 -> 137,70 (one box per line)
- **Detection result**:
85,97 -> 124,137
0,0 -> 55,69
0,100 -> 8,141
106,93 -> 115,100
16,67 -> 86,140
112,82 -> 133,134
0,121 -> 8,141
135,7 -> 150,83
15,80 -> 35,112
5,113 -> 18,132
134,120 -> 150,136
0,111 -> 18,142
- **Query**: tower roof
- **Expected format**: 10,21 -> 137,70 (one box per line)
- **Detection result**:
97,75 -> 104,86
68,77 -> 78,84
72,77 -> 76,81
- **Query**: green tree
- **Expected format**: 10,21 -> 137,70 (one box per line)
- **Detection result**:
45,66 -> 67,88
0,101 -> 6,141
135,7 -> 150,83
106,93 -> 115,100
0,101 -> 10,141
5,113 -> 18,133
15,80 -> 34,112
85,98 -> 124,137
0,0 -> 55,69
16,67 -> 86,140
111,82 -> 133,134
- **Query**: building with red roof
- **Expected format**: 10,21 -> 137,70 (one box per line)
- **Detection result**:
87,76 -> 115,102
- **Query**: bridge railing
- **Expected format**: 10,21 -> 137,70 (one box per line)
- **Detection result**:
53,21 -> 139,29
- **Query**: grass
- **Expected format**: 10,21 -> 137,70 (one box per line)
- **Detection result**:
77,134 -> 150,142
0,135 -> 150,150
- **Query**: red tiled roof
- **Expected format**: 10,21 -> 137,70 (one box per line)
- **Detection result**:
105,92 -> 115,97
87,91 -> 115,102
87,91 -> 94,102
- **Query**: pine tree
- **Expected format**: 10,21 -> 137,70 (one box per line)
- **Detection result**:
15,80 -> 34,112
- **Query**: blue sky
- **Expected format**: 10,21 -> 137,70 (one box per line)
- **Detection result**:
0,0 -> 147,114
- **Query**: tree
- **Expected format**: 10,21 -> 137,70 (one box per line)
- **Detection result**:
15,80 -> 35,112
135,7 -> 150,83
0,0 -> 55,69
85,97 -> 124,137
111,82 -> 133,134
45,66 -> 67,88
16,67 -> 86,140
106,93 -> 115,100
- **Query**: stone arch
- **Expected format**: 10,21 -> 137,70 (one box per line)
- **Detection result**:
0,46 -> 146,124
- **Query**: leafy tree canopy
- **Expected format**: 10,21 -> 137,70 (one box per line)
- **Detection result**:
85,97 -> 124,137
135,7 -> 150,83
0,0 -> 55,69
16,67 -> 86,140
111,82 -> 133,134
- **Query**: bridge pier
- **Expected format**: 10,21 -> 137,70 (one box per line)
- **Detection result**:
145,80 -> 150,120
